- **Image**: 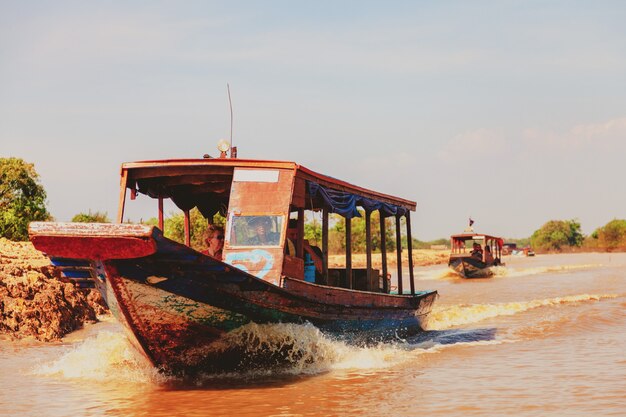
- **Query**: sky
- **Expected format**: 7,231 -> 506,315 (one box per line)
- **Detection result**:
1,1 -> 625,241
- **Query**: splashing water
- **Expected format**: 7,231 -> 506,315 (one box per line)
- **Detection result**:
203,322 -> 422,375
29,290 -> 619,383
32,330 -> 164,384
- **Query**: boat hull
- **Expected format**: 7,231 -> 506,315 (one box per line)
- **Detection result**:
448,255 -> 494,278
30,222 -> 437,374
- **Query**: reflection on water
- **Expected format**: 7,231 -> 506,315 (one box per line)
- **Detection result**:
2,253 -> 625,416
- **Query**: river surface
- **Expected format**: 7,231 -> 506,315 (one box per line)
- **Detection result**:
1,253 -> 625,417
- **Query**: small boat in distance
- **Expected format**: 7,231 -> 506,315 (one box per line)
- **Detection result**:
29,143 -> 437,374
448,227 -> 504,278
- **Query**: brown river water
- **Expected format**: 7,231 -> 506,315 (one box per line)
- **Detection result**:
1,253 -> 625,417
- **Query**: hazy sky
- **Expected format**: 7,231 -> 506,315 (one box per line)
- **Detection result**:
2,1 -> 625,240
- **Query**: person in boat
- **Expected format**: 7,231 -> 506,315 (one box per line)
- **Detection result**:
484,245 -> 494,265
471,242 -> 483,259
202,225 -> 224,260
286,219 -> 323,274
248,216 -> 280,245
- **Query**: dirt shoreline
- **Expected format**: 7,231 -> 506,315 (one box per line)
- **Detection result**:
328,250 -> 449,269
0,240 -> 448,342
0,238 -> 107,341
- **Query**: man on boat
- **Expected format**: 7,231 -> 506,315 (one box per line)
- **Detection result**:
286,219 -> 323,276
471,242 -> 483,259
247,216 -> 280,245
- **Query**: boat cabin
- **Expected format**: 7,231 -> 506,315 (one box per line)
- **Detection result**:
450,233 -> 504,266
117,153 -> 419,295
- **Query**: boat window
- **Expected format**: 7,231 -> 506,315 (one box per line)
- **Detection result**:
229,215 -> 283,247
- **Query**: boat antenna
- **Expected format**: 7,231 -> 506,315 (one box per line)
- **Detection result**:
227,83 -> 236,158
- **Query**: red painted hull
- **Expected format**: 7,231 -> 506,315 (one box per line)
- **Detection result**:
30,222 -> 437,374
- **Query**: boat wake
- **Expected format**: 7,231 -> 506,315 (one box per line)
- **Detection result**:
499,263 -> 602,278
426,293 -> 619,330
414,262 -> 603,281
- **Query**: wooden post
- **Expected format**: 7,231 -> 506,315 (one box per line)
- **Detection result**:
322,208 -> 329,285
158,197 -> 164,230
395,214 -> 403,295
297,208 -> 304,258
184,209 -> 191,247
365,210 -> 372,287
346,216 -> 352,289
380,213 -> 388,293
406,212 -> 415,295
116,169 -> 128,223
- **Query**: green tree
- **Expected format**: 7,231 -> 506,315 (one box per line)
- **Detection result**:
0,157 -> 51,241
530,219 -> 584,251
304,221 -> 321,246
71,210 -> 110,223
329,210 -> 398,253
595,219 -> 626,251
412,237 -> 449,249
144,208 -> 224,252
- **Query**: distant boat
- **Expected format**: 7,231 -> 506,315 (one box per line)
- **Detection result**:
448,233 -> 504,278
29,149 -> 437,374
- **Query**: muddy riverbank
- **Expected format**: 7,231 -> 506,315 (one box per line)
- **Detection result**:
0,238 -> 107,341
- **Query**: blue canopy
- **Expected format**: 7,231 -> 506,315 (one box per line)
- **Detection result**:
307,181 -> 408,219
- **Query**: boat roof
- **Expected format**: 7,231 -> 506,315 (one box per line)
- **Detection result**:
121,158 -> 416,210
450,233 -> 503,241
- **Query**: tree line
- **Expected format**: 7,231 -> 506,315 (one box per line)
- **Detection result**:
2,158 -> 626,252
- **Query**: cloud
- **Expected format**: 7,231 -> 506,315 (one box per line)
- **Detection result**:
438,115 -> 626,168
523,116 -> 626,151
438,128 -> 507,164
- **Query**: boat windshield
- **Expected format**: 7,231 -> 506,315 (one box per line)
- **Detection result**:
229,215 -> 284,247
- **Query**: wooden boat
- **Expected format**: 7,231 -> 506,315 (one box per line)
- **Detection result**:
448,232 -> 504,278
29,148 -> 437,374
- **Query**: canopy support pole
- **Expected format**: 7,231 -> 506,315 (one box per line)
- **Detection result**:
296,208 -> 304,258
380,214 -> 388,293
184,209 -> 191,247
116,169 -> 128,223
322,208 -> 329,285
395,214 -> 403,295
158,197 -> 164,230
365,210 -> 372,288
346,217 -> 352,289
406,212 -> 415,295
